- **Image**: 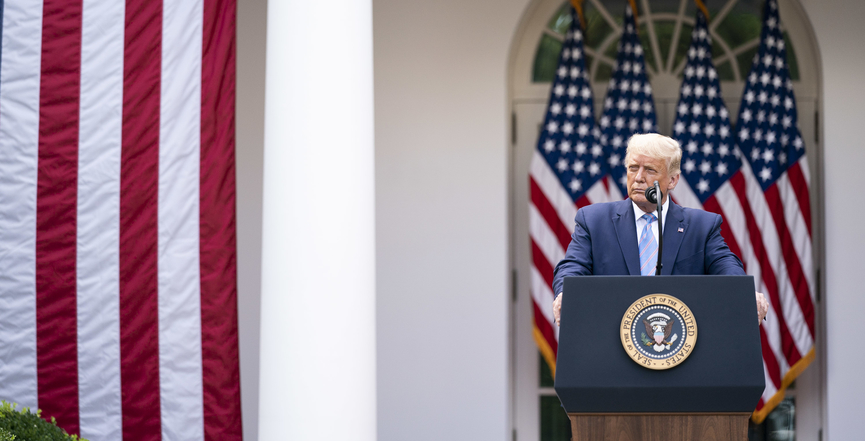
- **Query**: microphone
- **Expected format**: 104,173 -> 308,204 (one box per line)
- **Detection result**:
644,181 -> 663,275
644,183 -> 659,204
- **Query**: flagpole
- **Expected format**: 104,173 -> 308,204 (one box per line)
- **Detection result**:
694,0 -> 710,21
570,0 -> 586,31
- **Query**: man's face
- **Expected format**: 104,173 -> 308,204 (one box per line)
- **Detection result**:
626,153 -> 680,212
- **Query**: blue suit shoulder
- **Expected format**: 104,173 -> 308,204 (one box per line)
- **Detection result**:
573,199 -> 629,223
672,202 -> 744,275
677,204 -> 723,228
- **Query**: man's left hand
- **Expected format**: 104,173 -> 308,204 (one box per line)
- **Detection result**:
755,291 -> 769,324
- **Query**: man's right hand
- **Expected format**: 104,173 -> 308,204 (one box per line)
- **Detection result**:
553,293 -> 563,326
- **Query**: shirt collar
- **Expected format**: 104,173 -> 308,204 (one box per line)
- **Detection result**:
632,196 -> 669,224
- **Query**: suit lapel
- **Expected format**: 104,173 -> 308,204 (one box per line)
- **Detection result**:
613,200 -> 641,275
660,201 -> 687,275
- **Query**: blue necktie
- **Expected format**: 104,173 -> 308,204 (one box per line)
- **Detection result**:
639,213 -> 658,276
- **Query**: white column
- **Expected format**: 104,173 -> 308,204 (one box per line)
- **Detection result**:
258,1 -> 376,440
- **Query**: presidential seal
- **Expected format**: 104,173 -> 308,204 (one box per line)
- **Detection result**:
620,294 -> 697,370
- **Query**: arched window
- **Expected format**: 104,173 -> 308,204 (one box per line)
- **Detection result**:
532,0 -> 801,85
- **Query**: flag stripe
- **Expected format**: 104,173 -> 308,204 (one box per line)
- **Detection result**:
761,292 -> 791,373
764,184 -> 815,337
710,182 -> 791,377
532,300 -> 558,355
159,0 -> 204,439
530,266 -> 556,325
0,2 -> 242,437
713,181 -> 755,275
702,196 -> 744,266
531,239 -> 555,288
0,0 -> 4,66
584,180 -> 611,205
730,194 -> 789,375
760,365 -> 778,404
607,176 -> 624,201
36,0 -> 82,432
670,179 -> 703,211
741,162 -> 812,358
777,170 -> 814,294
0,0 -> 41,410
77,0 -> 124,438
529,204 -> 566,272
785,160 -> 812,236
200,0 -> 242,438
530,151 -> 577,232
120,0 -> 163,437
730,171 -> 802,365
575,193 -> 591,208
530,177 -> 573,251
760,325 -> 782,388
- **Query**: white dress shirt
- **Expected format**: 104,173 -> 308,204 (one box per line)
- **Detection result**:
632,197 -> 669,245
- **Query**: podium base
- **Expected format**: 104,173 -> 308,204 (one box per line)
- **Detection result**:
567,413 -> 750,441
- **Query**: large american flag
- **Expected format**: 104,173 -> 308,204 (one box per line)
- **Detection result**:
598,1 -> 657,199
670,0 -> 814,423
0,0 -> 242,440
528,2 -> 610,375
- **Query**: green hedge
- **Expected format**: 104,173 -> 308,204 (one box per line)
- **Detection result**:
0,402 -> 87,441
0,427 -> 14,441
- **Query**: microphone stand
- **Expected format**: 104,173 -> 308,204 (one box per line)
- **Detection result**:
645,181 -> 664,275
654,181 -> 663,276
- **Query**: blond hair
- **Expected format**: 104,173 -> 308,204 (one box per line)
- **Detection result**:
624,133 -> 682,176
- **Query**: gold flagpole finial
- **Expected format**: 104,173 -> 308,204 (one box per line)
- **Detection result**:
694,0 -> 711,21
570,0 -> 587,31
627,0 -> 639,27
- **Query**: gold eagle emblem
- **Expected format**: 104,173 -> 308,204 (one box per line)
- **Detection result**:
643,316 -> 675,346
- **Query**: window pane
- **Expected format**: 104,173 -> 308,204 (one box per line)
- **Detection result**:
533,34 -> 563,83
716,61 -> 735,82
603,38 -> 618,61
638,23 -> 657,76
737,44 -> 760,80
540,395 -> 572,441
534,0 -> 801,84
715,2 -> 762,50
595,61 -> 613,83
652,21 -> 676,70
645,0 -> 684,15
748,396 -> 795,441
547,2 -> 572,35
711,38 -> 725,63
673,24 -> 694,74
583,5 -> 614,50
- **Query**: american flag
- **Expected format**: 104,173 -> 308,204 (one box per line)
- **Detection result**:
670,0 -> 814,423
528,3 -> 610,375
0,0 -> 242,440
598,2 -> 657,199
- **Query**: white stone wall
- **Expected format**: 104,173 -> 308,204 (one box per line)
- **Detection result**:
372,0 -> 530,439
798,0 -> 865,439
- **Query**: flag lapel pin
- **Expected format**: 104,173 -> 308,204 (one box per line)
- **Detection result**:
678,227 -> 684,233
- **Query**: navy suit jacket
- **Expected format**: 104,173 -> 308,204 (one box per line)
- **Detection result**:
552,199 -> 745,295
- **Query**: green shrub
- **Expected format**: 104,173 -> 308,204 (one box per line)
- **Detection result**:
0,401 -> 87,441
0,427 -> 14,441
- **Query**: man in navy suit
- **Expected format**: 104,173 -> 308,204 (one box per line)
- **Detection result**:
552,133 -> 768,325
